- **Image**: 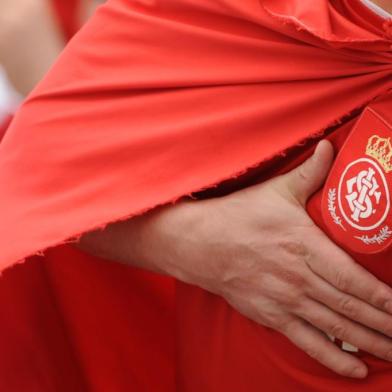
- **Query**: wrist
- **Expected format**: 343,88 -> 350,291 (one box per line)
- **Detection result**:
145,198 -> 208,279
156,197 -> 230,295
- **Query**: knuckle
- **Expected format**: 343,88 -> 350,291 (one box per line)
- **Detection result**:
338,297 -> 357,318
266,278 -> 307,311
279,317 -> 301,335
370,289 -> 391,310
279,239 -> 311,263
334,269 -> 351,292
330,323 -> 348,341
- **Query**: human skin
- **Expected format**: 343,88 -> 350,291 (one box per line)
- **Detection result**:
0,0 -> 99,96
372,0 -> 392,13
0,0 -> 64,96
77,140 -> 392,379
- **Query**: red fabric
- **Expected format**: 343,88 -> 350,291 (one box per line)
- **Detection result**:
50,0 -> 80,40
0,0 -> 391,390
0,248 -> 174,391
0,115 -> 12,142
341,0 -> 391,35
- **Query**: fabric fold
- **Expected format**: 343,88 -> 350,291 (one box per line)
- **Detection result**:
0,1 -> 392,391
0,0 -> 391,270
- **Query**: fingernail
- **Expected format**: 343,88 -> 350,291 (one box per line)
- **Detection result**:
351,367 -> 367,379
385,300 -> 392,313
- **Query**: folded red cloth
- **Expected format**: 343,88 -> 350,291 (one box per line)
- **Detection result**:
0,0 -> 391,390
0,115 -> 12,142
51,0 -> 80,40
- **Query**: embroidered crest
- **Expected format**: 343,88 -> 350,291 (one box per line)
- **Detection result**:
322,108 -> 392,254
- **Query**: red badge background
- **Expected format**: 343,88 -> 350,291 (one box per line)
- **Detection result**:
322,103 -> 392,254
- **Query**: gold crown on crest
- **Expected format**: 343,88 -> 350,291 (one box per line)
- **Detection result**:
366,135 -> 392,173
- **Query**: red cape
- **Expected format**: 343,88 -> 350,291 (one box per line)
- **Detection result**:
50,0 -> 80,40
0,0 -> 391,390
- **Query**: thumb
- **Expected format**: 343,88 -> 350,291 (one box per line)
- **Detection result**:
284,140 -> 334,206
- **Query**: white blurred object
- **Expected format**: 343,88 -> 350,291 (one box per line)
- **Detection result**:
362,0 -> 392,18
0,65 -> 22,122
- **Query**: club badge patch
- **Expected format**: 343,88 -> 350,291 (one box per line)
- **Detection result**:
322,107 -> 392,254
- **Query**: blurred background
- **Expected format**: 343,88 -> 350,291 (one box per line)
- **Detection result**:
0,0 -> 105,139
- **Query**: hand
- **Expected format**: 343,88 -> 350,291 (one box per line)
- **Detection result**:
77,140 -> 392,379
170,140 -> 392,379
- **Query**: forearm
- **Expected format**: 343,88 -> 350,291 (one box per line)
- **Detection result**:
76,199 -> 204,279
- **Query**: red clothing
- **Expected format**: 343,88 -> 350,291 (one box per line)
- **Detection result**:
0,115 -> 11,141
0,0 -> 391,390
51,0 -> 80,40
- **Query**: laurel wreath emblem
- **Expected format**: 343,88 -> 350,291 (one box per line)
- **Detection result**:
327,188 -> 346,231
354,226 -> 392,245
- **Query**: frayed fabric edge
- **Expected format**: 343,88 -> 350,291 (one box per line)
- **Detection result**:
260,4 -> 390,44
1,94 -> 381,275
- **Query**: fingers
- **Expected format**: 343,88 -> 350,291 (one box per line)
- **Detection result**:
306,229 -> 392,314
307,272 -> 392,338
297,298 -> 392,363
283,140 -> 335,206
281,317 -> 367,378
